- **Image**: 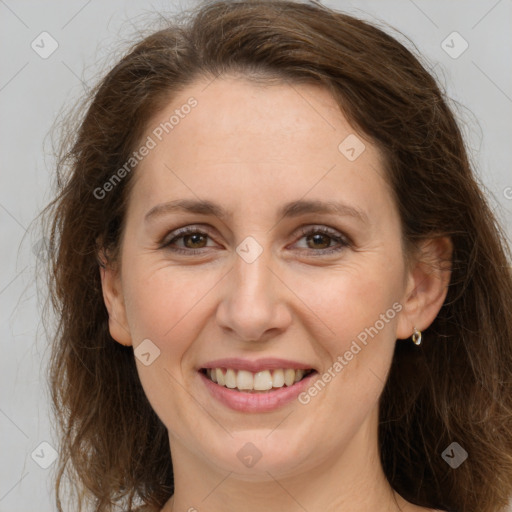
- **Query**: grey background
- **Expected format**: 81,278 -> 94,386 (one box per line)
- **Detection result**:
1,1 -> 511,511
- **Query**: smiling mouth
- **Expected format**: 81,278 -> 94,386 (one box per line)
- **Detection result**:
200,368 -> 316,393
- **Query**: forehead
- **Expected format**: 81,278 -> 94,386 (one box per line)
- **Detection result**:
128,76 -> 394,226
153,76 -> 365,161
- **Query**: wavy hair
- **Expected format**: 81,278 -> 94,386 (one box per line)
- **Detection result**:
42,1 -> 512,511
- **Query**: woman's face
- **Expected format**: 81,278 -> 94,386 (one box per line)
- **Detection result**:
104,76 -> 420,480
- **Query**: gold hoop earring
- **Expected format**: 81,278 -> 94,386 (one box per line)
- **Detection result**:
411,327 -> 422,346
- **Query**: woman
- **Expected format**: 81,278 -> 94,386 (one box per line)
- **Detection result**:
43,0 -> 512,511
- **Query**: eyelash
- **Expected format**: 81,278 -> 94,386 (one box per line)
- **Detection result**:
160,225 -> 351,256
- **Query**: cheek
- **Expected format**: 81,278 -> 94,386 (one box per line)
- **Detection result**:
288,254 -> 404,421
121,265 -> 220,428
334,275 -> 399,344
295,268 -> 401,433
123,263 -> 219,344
287,259 -> 403,353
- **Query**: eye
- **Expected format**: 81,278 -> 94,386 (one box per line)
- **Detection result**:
160,226 -> 218,255
293,226 -> 350,255
160,225 -> 351,256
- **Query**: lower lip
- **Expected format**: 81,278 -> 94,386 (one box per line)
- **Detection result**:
199,370 -> 318,412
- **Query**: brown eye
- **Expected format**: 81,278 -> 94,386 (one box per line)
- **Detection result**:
161,226 -> 217,255
294,226 -> 350,256
182,233 -> 208,249
306,233 -> 332,250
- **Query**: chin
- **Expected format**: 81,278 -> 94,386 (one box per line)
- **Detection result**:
198,430 -> 319,480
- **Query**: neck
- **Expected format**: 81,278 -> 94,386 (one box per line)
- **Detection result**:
162,410 -> 409,512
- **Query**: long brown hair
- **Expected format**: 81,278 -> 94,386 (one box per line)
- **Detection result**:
42,1 -> 512,511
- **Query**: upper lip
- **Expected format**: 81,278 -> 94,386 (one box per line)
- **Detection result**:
199,358 -> 316,373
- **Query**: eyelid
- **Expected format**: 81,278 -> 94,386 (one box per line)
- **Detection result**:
295,225 -> 351,243
159,223 -> 352,255
159,224 -> 218,249
291,225 -> 351,255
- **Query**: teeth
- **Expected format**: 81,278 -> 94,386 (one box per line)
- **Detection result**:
272,369 -> 285,388
216,368 -> 225,386
225,368 -> 237,389
284,368 -> 295,386
204,367 -> 312,392
253,370 -> 273,391
236,370 -> 254,390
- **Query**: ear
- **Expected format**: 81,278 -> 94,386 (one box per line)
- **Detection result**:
396,236 -> 453,340
98,251 -> 133,347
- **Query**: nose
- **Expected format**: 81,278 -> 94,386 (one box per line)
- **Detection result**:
215,247 -> 292,343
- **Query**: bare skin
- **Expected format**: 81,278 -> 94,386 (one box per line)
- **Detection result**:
101,76 -> 451,512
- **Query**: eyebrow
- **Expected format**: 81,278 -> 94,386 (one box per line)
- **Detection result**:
144,198 -> 369,225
